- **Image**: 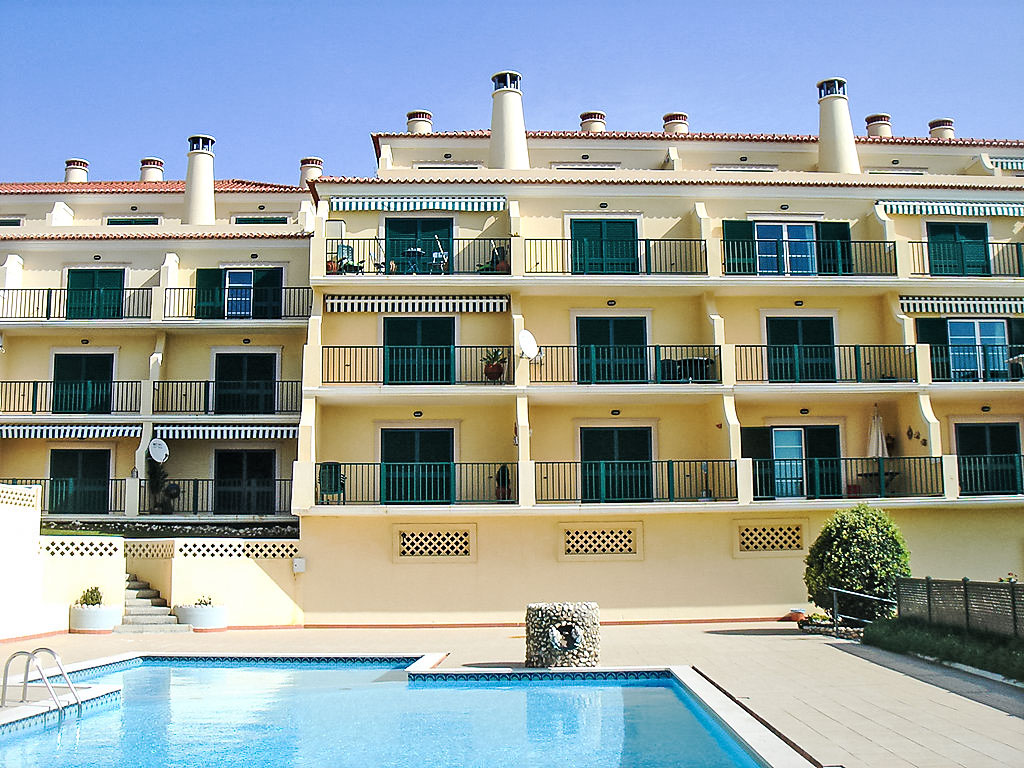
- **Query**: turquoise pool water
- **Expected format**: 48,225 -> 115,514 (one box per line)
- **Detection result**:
0,659 -> 767,767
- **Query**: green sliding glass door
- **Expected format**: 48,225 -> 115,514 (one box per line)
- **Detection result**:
381,428 -> 455,503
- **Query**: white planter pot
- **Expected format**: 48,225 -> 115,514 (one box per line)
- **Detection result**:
173,604 -> 228,631
69,604 -> 121,633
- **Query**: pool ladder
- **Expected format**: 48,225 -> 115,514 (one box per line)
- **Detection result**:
1,648 -> 82,715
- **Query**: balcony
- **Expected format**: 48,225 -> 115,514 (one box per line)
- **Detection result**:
315,462 -> 517,504
152,381 -> 302,414
751,456 -> 943,500
957,455 -> 1024,496
322,346 -> 514,385
722,240 -> 897,276
0,288 -> 152,319
524,239 -> 707,275
1,478 -> 126,514
535,460 -> 737,503
736,345 -> 916,383
0,381 -> 142,414
163,287 -> 312,319
140,478 -> 293,515
326,238 -> 512,275
531,345 -> 721,384
909,242 -> 1024,277
928,345 -> 1024,382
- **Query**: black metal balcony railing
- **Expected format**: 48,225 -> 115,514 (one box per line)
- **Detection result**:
957,455 -> 1024,496
163,287 -> 313,319
322,346 -> 514,385
735,345 -> 916,383
524,239 -> 708,275
722,240 -> 897,276
908,241 -> 1024,277
0,288 -> 152,319
928,345 -> 1024,382
326,238 -> 512,275
0,381 -> 142,414
535,460 -> 738,503
751,456 -> 944,500
530,345 -> 721,384
315,462 -> 517,505
140,478 -> 293,515
152,380 -> 302,414
1,478 -> 127,514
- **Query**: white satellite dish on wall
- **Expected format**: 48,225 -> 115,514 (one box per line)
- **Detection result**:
148,438 -> 170,464
518,329 -> 540,361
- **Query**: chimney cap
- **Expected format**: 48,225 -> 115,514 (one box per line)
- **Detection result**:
865,113 -> 891,125
663,112 -> 689,123
65,158 -> 89,169
187,134 -> 216,152
406,110 -> 432,120
928,118 -> 954,129
140,157 -> 164,168
816,77 -> 848,98
300,156 -> 324,167
491,71 -> 522,91
579,110 -> 606,121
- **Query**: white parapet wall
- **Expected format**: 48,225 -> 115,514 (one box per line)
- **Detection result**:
0,484 -> 45,640
126,539 -> 304,628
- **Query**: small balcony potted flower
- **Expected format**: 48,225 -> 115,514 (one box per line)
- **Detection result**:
173,595 -> 228,632
69,586 -> 121,633
481,348 -> 508,382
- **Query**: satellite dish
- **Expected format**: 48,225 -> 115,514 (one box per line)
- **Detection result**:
148,438 -> 170,464
519,329 -> 540,361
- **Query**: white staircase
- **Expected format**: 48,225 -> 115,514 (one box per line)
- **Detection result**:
114,574 -> 191,633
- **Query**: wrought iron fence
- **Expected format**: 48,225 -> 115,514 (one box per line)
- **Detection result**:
163,287 -> 312,319
735,345 -> 916,383
751,456 -> 944,500
0,288 -> 152,319
0,381 -> 142,414
152,380 -> 302,414
1,478 -> 126,514
314,462 -> 517,504
140,478 -> 292,515
322,346 -> 514,384
908,241 -> 1024,277
535,460 -> 737,503
897,576 -> 1024,638
530,345 -> 721,384
957,454 -> 1024,495
326,238 -> 512,275
524,239 -> 707,275
928,344 -> 1024,382
722,240 -> 897,276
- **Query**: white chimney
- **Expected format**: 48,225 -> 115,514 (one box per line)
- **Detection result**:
579,111 -> 606,133
406,110 -> 433,134
816,77 -> 861,174
488,71 -> 530,170
183,135 -> 215,225
929,118 -> 955,139
299,157 -> 323,186
139,157 -> 164,182
662,112 -> 689,134
64,158 -> 88,183
865,114 -> 892,137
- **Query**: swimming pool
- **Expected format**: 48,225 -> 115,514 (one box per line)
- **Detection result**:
0,656 -> 797,767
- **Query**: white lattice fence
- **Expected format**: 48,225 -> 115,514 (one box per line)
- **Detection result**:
125,540 -> 175,559
174,540 -> 299,559
560,523 -> 643,560
41,537 -> 123,558
393,525 -> 476,560
0,483 -> 40,509
737,523 -> 804,553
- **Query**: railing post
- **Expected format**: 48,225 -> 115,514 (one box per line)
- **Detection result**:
654,345 -> 662,383
644,240 -> 652,275
926,575 -> 933,624
962,576 -> 971,632
854,345 -> 863,382
1016,242 -> 1024,277
588,345 -> 596,385
832,589 -> 839,637
449,462 -> 456,505
449,345 -> 456,384
878,456 -> 886,497
45,289 -> 52,320
667,460 -> 675,502
793,345 -> 802,382
31,381 -> 38,414
1009,579 -> 1019,638
776,240 -> 785,274
599,462 -> 607,503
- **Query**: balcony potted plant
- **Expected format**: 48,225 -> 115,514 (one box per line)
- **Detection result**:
481,348 -> 507,381
172,595 -> 228,632
69,586 -> 121,633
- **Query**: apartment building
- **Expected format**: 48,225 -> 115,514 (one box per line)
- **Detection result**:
0,138 -> 315,521
295,73 -> 1024,623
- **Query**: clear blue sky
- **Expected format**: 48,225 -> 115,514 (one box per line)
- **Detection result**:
3,0 -> 1022,184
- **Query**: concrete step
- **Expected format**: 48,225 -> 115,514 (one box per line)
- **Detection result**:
113,624 -> 193,634
124,605 -> 172,616
126,580 -> 151,591
125,597 -> 168,608
125,593 -> 159,606
125,573 -> 137,582
122,614 -> 179,625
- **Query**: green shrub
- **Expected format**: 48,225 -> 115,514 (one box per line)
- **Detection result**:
804,503 -> 910,618
864,617 -> 1024,682
194,595 -> 214,606
77,586 -> 103,606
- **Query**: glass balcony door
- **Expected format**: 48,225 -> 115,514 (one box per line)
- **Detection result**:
744,425 -> 841,499
383,317 -> 456,384
380,428 -> 455,503
576,316 -> 648,383
49,449 -> 110,514
214,353 -> 276,414
956,423 -> 1022,494
384,218 -> 453,274
755,223 -> 817,274
947,320 -> 1009,381
765,317 -> 836,382
52,353 -> 114,414
214,450 -> 276,514
580,427 -> 653,502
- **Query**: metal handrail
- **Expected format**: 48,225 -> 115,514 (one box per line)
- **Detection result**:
1,650 -> 69,714
30,647 -> 81,711
828,586 -> 897,637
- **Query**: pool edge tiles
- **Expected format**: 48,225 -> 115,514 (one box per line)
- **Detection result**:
0,686 -> 122,737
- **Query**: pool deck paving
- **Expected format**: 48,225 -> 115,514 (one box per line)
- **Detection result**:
2,621 -> 1022,768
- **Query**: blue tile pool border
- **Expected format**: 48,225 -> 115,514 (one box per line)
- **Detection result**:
408,669 -> 674,684
0,689 -> 122,738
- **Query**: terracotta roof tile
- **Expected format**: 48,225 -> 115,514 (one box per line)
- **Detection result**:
0,232 -> 312,241
0,179 -> 306,195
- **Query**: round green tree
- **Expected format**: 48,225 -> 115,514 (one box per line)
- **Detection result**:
804,503 -> 910,619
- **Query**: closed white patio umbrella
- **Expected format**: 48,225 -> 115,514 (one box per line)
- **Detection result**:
867,404 -> 888,458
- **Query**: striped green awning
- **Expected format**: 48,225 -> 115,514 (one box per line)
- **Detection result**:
990,157 -> 1024,171
879,200 -> 1024,217
329,196 -> 506,212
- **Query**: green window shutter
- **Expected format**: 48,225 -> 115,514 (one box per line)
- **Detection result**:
570,220 -> 603,240
252,268 -> 283,319
603,220 -> 638,239
722,220 -> 756,275
195,269 -> 224,319
816,221 -> 851,241
67,270 -> 123,319
816,222 -> 852,276
914,318 -> 949,345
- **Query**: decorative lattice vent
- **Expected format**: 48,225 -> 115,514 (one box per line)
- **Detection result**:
125,540 -> 174,559
175,541 -> 298,559
738,523 -> 804,552
243,541 -> 299,560
561,524 -> 641,559
397,528 -> 472,558
0,484 -> 39,508
42,538 -> 122,558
